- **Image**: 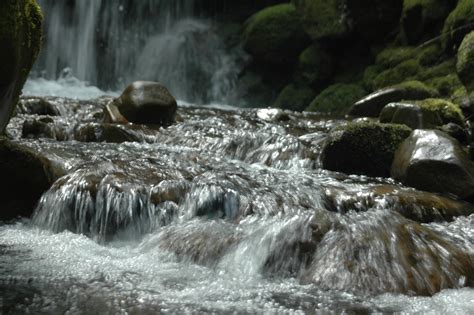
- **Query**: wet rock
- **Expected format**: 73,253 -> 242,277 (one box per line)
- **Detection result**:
391,129 -> 474,199
439,122 -> 469,144
74,123 -> 145,143
256,108 -> 290,122
242,3 -> 309,65
457,31 -> 474,92
103,102 -> 128,124
16,97 -> 60,116
349,84 -> 435,118
415,98 -> 465,126
111,81 -> 177,126
321,122 -> 412,177
22,117 -> 68,141
0,138 -> 63,220
379,103 -> 442,129
0,0 -> 43,133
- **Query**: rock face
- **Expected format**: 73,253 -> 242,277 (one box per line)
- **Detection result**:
349,84 -> 436,118
0,0 -> 43,133
379,103 -> 442,129
242,3 -> 309,65
391,129 -> 474,199
457,31 -> 474,92
321,122 -> 412,177
112,81 -> 177,126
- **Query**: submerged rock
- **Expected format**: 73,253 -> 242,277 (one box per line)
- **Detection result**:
0,0 -> 43,133
321,122 -> 412,177
391,129 -> 474,199
111,81 -> 177,126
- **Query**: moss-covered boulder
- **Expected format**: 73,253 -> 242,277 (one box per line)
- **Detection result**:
401,0 -> 455,44
441,0 -> 474,52
380,103 -> 443,129
321,122 -> 412,177
415,98 -> 465,125
350,81 -> 438,117
306,83 -> 366,115
0,0 -> 43,134
243,3 -> 309,65
294,44 -> 333,88
457,31 -> 474,92
273,84 -> 316,112
373,59 -> 421,90
392,129 -> 474,199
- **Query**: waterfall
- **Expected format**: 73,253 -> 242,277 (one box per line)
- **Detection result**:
35,0 -> 241,103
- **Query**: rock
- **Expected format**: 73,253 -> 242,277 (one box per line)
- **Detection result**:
401,0 -> 455,44
439,122 -> 469,144
372,60 -> 421,90
294,44 -> 333,88
22,117 -> 67,141
103,102 -> 128,124
321,122 -> 412,177
415,98 -> 465,126
0,138 -> 62,220
442,0 -> 474,52
379,103 -> 442,129
16,97 -> 60,116
112,81 -> 177,126
74,123 -> 147,143
242,3 -> 309,65
292,0 -> 402,42
256,108 -> 290,122
349,81 -> 437,117
273,84 -> 316,112
391,129 -> 474,199
457,31 -> 474,92
0,0 -> 43,133
306,84 -> 366,115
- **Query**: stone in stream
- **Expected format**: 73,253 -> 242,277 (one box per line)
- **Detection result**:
109,81 -> 177,126
349,83 -> 436,118
16,97 -> 61,116
321,122 -> 412,177
391,129 -> 474,199
0,0 -> 43,133
379,103 -> 442,129
0,138 -> 65,220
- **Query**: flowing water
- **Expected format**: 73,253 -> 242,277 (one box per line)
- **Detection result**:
1,0 -> 474,314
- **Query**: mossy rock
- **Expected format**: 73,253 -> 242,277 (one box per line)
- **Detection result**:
294,44 -> 333,88
416,59 -> 456,81
362,65 -> 384,91
0,0 -> 43,133
441,0 -> 474,52
273,84 -> 316,112
457,31 -> 474,92
306,83 -> 366,115
428,74 -> 464,96
243,3 -> 309,65
321,122 -> 412,177
401,0 -> 455,44
415,98 -> 465,125
375,46 -> 417,68
291,0 -> 349,40
373,60 -> 421,90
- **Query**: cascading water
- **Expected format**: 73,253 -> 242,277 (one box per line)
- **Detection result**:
33,0 -> 241,103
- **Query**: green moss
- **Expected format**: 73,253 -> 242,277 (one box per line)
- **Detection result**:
428,74 -> 463,96
416,59 -> 456,81
401,0 -> 454,44
362,65 -> 384,91
395,80 -> 439,96
294,44 -> 333,87
441,0 -> 474,52
243,3 -> 308,64
322,122 -> 412,177
306,83 -> 366,115
415,98 -> 465,125
0,0 -> 43,133
450,86 -> 469,105
456,31 -> 474,91
291,0 -> 348,40
273,84 -> 317,112
373,59 -> 421,89
376,46 -> 417,68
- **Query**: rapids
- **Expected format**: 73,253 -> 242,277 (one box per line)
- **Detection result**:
0,81 -> 473,313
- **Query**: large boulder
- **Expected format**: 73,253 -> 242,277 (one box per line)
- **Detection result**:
306,83 -> 366,115
0,0 -> 43,133
111,81 -> 177,126
391,129 -> 474,199
292,0 -> 402,42
242,3 -> 309,65
457,31 -> 474,92
349,81 -> 437,117
321,122 -> 412,177
401,0 -> 455,44
441,0 -> 474,52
